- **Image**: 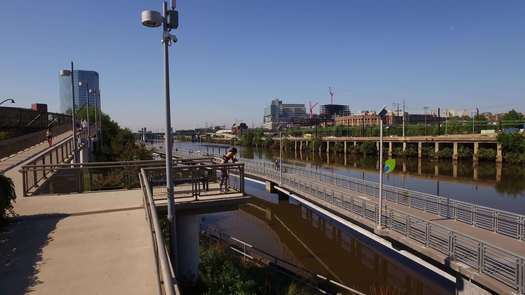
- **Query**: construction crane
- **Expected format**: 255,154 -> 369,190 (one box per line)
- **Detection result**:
308,101 -> 318,118
329,87 -> 335,104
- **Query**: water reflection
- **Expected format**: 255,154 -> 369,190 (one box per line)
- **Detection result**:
202,183 -> 455,294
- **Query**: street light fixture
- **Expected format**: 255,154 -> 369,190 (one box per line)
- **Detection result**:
0,98 -> 15,105
141,0 -> 179,267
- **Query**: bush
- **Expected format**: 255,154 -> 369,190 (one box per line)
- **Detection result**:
0,174 -> 16,224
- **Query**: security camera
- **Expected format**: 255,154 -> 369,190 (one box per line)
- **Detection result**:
163,32 -> 178,43
141,10 -> 163,28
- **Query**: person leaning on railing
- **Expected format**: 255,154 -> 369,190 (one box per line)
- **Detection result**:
219,147 -> 237,192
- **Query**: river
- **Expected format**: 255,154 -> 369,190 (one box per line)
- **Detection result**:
154,141 -> 525,294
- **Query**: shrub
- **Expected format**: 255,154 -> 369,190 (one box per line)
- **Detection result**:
0,174 -> 16,224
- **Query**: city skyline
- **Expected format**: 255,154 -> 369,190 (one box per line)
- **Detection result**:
0,0 -> 524,130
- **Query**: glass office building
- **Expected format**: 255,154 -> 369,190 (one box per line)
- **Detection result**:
59,70 -> 100,114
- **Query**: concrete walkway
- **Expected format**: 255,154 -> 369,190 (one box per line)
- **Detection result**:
0,189 -> 158,295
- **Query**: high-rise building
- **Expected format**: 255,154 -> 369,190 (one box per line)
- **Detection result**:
59,69 -> 100,114
263,99 -> 307,130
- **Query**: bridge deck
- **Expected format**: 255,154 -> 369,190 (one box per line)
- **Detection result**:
304,179 -> 525,257
0,189 -> 157,295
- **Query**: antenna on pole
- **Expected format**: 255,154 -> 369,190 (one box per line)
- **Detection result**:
329,87 -> 335,104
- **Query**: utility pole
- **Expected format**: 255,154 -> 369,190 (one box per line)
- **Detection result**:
402,100 -> 406,137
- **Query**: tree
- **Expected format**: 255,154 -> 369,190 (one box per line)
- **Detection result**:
501,109 -> 525,129
0,174 -> 16,224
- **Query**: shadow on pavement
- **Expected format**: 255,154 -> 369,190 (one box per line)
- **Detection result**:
0,214 -> 68,295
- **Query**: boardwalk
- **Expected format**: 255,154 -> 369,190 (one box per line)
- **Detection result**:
0,190 -> 157,295
243,159 -> 525,294
1,134 -> 158,294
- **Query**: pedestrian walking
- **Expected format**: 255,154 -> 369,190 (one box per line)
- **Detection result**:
46,128 -> 53,146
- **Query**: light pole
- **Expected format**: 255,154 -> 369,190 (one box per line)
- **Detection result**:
280,129 -> 283,185
377,106 -> 387,229
91,89 -> 98,145
79,81 -> 90,148
70,62 -> 78,163
141,0 -> 179,265
0,98 -> 15,105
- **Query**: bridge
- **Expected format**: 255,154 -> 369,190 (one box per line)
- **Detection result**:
241,159 -> 524,294
279,133 -> 502,162
1,131 -> 249,294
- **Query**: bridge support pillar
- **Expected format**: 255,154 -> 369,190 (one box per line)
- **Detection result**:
453,142 -> 459,161
294,140 -> 297,152
353,141 -> 357,148
496,143 -> 503,163
344,141 -> 347,154
402,142 -> 407,153
455,274 -> 491,295
434,142 -> 439,159
326,141 -> 330,154
388,142 -> 393,157
265,181 -> 276,193
299,141 -> 303,151
473,142 -> 479,162
418,142 -> 422,159
176,213 -> 200,283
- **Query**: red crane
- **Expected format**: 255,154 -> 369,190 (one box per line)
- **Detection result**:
308,101 -> 318,118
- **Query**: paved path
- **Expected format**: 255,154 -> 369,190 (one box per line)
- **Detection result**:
0,130 -> 73,173
0,189 -> 158,295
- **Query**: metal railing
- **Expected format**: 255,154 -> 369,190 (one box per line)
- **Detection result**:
21,158 -> 245,198
0,122 -> 72,159
21,159 -> 188,196
243,159 -> 525,242
243,160 -> 525,294
142,162 -> 245,200
139,169 -> 180,295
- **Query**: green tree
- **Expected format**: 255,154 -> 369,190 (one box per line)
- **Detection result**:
0,174 -> 16,224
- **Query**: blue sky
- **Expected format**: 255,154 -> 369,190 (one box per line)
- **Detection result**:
1,0 -> 524,130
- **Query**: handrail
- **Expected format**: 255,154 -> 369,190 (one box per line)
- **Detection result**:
140,169 -> 178,295
243,161 -> 525,293
243,159 -> 525,241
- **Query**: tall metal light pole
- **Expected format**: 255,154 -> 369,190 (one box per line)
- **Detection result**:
141,0 -> 179,264
91,89 -> 98,144
70,62 -> 78,163
279,130 -> 283,185
402,100 -> 405,137
377,107 -> 387,228
79,81 -> 90,148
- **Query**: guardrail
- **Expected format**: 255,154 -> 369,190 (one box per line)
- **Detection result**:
243,160 -> 525,294
142,162 -> 245,200
139,169 -> 180,295
243,159 -> 525,242
21,158 -> 245,198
